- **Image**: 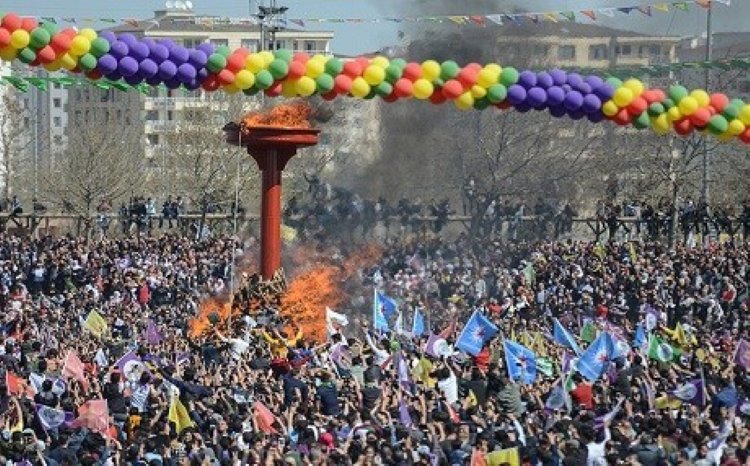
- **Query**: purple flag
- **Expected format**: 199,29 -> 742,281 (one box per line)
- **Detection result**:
115,350 -> 146,382
735,339 -> 750,370
425,333 -> 448,358
398,397 -> 412,428
397,352 -> 411,391
672,379 -> 705,406
145,319 -> 163,345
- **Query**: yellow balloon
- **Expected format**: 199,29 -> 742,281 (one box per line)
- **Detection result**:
484,63 -> 502,76
59,53 -> 77,70
70,36 -> 91,56
613,87 -> 634,107
602,100 -> 619,117
690,89 -> 710,107
259,51 -> 275,66
477,68 -> 499,88
728,119 -> 746,136
455,91 -> 474,110
282,80 -> 298,97
224,83 -> 241,94
363,65 -> 385,85
295,76 -> 317,97
43,60 -> 62,72
413,79 -> 434,100
235,70 -> 256,90
623,78 -> 644,97
653,114 -> 670,134
350,77 -> 371,98
471,85 -> 487,99
421,60 -> 441,82
10,29 -> 30,50
0,46 -> 17,61
718,132 -> 734,143
306,59 -> 325,79
245,54 -> 266,73
311,54 -> 329,64
678,96 -> 698,116
79,28 -> 98,41
667,106 -> 682,122
739,105 -> 750,125
371,56 -> 389,68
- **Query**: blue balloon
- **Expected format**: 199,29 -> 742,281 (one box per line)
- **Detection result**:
518,70 -> 537,89
109,41 -> 129,59
124,74 -> 143,85
549,105 -> 567,118
165,77 -> 182,89
97,54 -> 118,74
587,112 -> 605,123
177,63 -> 197,82
139,58 -> 159,78
568,109 -> 586,120
594,83 -> 615,101
170,46 -> 190,65
526,87 -> 547,107
118,57 -> 139,77
119,33 -> 138,47
564,91 -> 584,111
188,49 -> 208,68
567,73 -> 583,88
576,83 -> 592,95
105,71 -> 122,81
507,85 -> 527,105
550,69 -> 567,87
158,60 -> 178,80
99,31 -> 116,45
515,103 -> 532,113
536,72 -> 553,89
582,94 -> 602,114
197,42 -> 215,56
150,44 -> 170,64
547,86 -> 565,106
584,75 -> 604,90
130,42 -> 150,62
185,80 -> 201,91
146,75 -> 162,86
158,39 -> 177,50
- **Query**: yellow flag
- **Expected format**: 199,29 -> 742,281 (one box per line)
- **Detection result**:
168,395 -> 195,433
655,396 -> 682,410
411,357 -> 435,388
487,447 -> 520,466
663,323 -> 695,349
465,390 -> 478,408
281,225 -> 297,242
83,310 -> 108,338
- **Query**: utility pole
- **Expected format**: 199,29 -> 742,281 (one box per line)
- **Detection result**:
701,1 -> 713,204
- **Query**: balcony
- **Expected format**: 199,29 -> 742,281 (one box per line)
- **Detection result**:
144,120 -> 179,133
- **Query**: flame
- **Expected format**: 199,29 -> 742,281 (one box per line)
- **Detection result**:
241,101 -> 312,130
188,296 -> 236,338
280,265 -> 343,343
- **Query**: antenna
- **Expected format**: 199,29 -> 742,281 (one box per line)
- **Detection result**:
185,1 -> 193,10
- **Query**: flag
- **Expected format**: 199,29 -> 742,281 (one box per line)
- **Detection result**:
735,338 -> 750,369
648,335 -> 680,363
633,324 -> 647,350
83,309 -> 108,338
487,447 -> 520,466
373,290 -> 391,333
654,3 -> 670,12
465,390 -> 478,408
412,357 -> 435,388
412,307 -> 426,337
394,312 -> 404,334
6,372 -> 24,396
439,320 -> 456,339
577,332 -> 615,382
503,340 -> 537,384
537,358 -> 554,377
655,396 -> 683,410
62,350 -> 90,391
71,399 -> 109,434
471,448 -> 487,466
115,351 -> 147,382
254,401 -> 277,433
663,322 -> 694,348
456,311 -> 499,356
330,343 -> 352,371
36,405 -> 74,430
144,319 -> 163,345
673,2 -> 690,11
168,395 -> 195,433
374,290 -> 398,321
398,397 -> 412,428
672,379 -> 704,406
580,9 -> 597,20
94,348 -> 108,369
595,398 -> 624,429
553,318 -> 582,355
397,352 -> 411,391
425,333 -> 450,358
326,307 -> 349,335
545,384 -> 566,411
580,319 -> 597,343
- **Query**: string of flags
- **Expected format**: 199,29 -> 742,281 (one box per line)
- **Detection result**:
2,55 -> 748,94
10,0 -> 730,30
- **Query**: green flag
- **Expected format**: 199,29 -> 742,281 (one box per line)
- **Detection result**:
581,320 -> 597,344
673,2 -> 689,12
647,335 -> 681,363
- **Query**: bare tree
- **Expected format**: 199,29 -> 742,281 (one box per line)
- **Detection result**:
0,90 -> 32,202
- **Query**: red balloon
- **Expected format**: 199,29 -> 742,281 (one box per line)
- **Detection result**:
1,13 -> 22,32
614,108 -> 630,126
497,101 -> 513,110
36,45 -> 56,63
627,97 -> 648,115
70,66 -> 82,74
201,76 -> 220,91
652,89 -> 666,102
394,78 -> 413,98
334,74 -> 352,94
465,62 -> 482,71
50,34 -> 72,53
29,58 -> 40,67
740,128 -> 750,144
86,70 -> 103,80
707,106 -> 717,115
288,61 -> 306,79
321,91 -> 337,101
0,28 -> 10,48
674,118 -> 693,136
402,62 -> 422,81
342,61 -> 362,78
355,56 -> 370,71
429,91 -> 447,105
382,93 -> 399,103
641,90 -> 659,104
709,93 -> 729,113
226,53 -> 246,72
217,69 -> 235,85
441,79 -> 464,99
690,108 -> 711,127
458,67 -> 478,87
264,82 -> 282,97
60,28 -> 77,38
235,48 -> 250,58
21,17 -> 38,32
293,52 -> 310,63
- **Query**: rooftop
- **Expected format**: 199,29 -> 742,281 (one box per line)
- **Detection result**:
493,21 -> 679,41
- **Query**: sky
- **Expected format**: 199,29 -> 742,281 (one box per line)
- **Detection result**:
3,1 -> 750,56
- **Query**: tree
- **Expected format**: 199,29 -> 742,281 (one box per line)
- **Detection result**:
0,89 -> 32,202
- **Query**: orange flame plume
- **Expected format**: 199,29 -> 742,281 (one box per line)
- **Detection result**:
241,101 -> 312,131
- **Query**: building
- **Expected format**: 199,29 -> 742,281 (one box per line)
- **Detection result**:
677,32 -> 750,96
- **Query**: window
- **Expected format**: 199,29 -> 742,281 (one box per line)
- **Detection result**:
53,135 -> 63,145
167,111 -> 174,121
53,82 -> 61,89
241,39 -> 259,52
210,39 -> 229,48
183,39 -> 204,48
145,110 -> 158,121
616,45 -> 632,56
147,134 -> 159,146
588,44 -> 608,60
557,45 -> 576,60
53,117 -> 61,127
53,98 -> 62,108
649,45 -> 661,56
533,44 -> 550,56
304,41 -> 316,52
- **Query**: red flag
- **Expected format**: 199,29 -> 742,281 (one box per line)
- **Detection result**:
580,9 -> 597,21
695,0 -> 711,8
470,448 -> 488,466
446,401 -> 460,424
71,399 -> 109,435
62,350 -> 90,392
6,372 -> 22,396
253,401 -> 277,434
439,321 -> 456,340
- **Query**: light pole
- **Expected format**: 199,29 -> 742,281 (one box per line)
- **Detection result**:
701,2 -> 713,204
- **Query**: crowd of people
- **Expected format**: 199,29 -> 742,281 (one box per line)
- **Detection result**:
0,215 -> 748,465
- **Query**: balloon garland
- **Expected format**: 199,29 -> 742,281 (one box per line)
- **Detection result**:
2,12 -> 750,144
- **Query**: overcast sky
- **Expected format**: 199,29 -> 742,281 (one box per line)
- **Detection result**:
3,0 -> 748,55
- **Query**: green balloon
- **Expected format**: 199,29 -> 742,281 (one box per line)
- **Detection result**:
29,28 -> 51,49
374,81 -> 393,96
274,49 -> 293,63
215,45 -> 231,57
207,53 -> 227,73
708,114 -> 729,135
243,87 -> 260,97
324,58 -> 343,76
634,112 -> 651,129
90,38 -> 110,58
440,60 -> 459,80
487,84 -> 508,104
605,77 -> 623,89
79,53 -> 98,71
364,89 -> 377,100
255,70 -> 274,89
390,58 -> 406,68
647,102 -> 665,117
500,67 -> 519,87
662,98 -> 675,109
730,98 -> 745,108
385,64 -> 402,83
268,59 -> 289,80
723,105 -> 740,120
40,21 -> 58,35
474,98 -> 491,110
434,78 -> 444,87
18,47 -> 36,64
315,73 -> 334,93
668,85 -> 688,103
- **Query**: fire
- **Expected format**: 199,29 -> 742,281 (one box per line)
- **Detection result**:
280,265 -> 343,343
188,296 -> 236,338
241,101 -> 312,131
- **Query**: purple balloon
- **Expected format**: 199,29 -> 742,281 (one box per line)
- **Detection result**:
188,50 -> 208,68
568,109 -> 585,120
518,70 -> 537,89
575,82 -> 592,95
139,58 -> 159,78
567,73 -> 583,88
97,54 -> 118,74
526,87 -> 548,107
594,83 -> 615,101
584,75 -> 604,90
150,44 -> 170,64
158,39 -> 177,50
177,63 -> 197,82
124,74 -> 143,85
142,38 -> 156,48
515,103 -> 532,113
549,105 -> 567,118
146,75 -> 162,86
564,91 -> 584,111
582,94 -> 602,113
158,60 -> 178,80
197,42 -> 215,56
118,57 -> 139,77
507,85 -> 527,105
130,42 -> 150,62
196,67 -> 209,81
587,112 -> 605,123
547,86 -> 565,106
110,41 -> 129,59
165,77 -> 182,89
99,31 -> 116,45
536,72 -> 553,89
185,80 -> 201,91
119,33 -> 138,47
550,69 -> 567,86
170,46 -> 190,65
562,84 -> 572,92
